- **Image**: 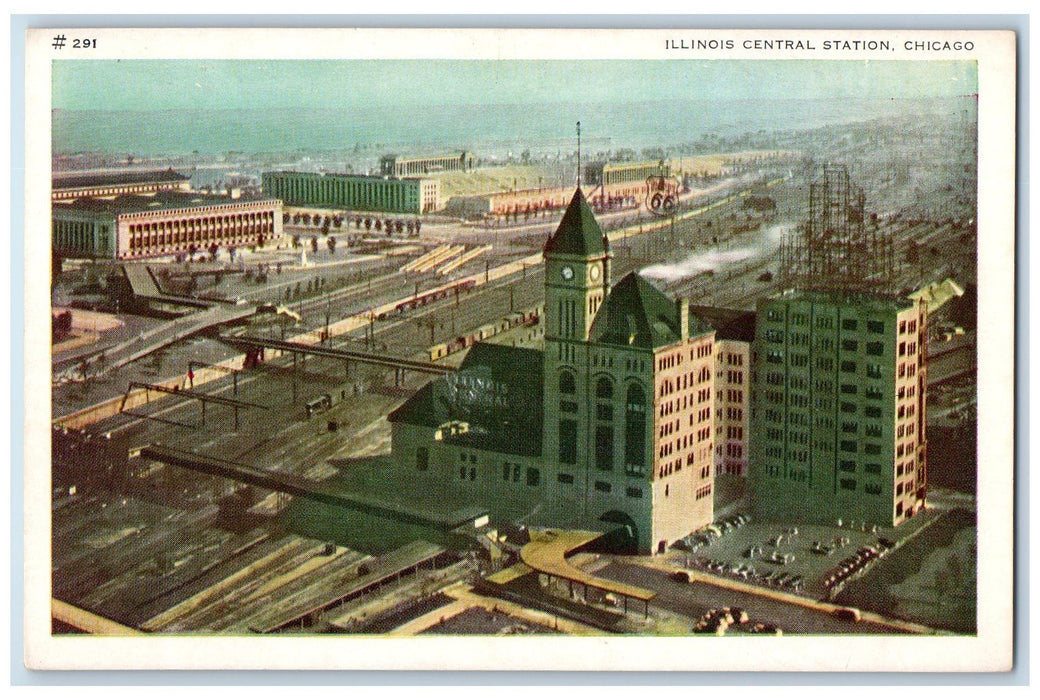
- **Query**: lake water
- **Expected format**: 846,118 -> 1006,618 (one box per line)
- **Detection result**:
52,96 -> 972,158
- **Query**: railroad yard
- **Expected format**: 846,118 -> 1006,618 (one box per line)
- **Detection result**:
50,108 -> 979,637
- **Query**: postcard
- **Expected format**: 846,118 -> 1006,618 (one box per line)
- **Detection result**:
23,25 -> 1016,672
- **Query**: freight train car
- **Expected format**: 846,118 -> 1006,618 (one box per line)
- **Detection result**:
376,279 -> 477,320
428,307 -> 541,361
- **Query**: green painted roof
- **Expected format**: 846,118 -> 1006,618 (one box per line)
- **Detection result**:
590,272 -> 713,349
543,189 -> 607,258
387,343 -> 543,457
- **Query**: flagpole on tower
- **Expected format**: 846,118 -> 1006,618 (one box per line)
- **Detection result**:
576,121 -> 581,188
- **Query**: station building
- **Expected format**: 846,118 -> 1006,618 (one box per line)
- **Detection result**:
380,151 -> 474,177
52,191 -> 283,260
52,168 -> 191,202
387,190 -> 719,554
262,171 -> 439,214
748,290 -> 928,527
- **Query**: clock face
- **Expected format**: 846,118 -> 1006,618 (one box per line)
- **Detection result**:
561,265 -> 574,281
589,263 -> 601,281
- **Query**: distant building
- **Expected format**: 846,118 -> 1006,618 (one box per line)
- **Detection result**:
262,171 -> 438,214
689,306 -> 757,477
584,161 -> 670,187
380,151 -> 474,177
52,191 -> 283,260
52,168 -> 191,202
749,290 -> 928,526
386,190 -> 717,554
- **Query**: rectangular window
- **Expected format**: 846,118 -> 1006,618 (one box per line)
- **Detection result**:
866,342 -> 884,356
557,473 -> 574,484
416,447 -> 428,471
626,486 -> 643,498
595,425 -> 614,470
560,400 -> 578,413
865,463 -> 882,474
840,478 -> 857,491
842,319 -> 858,331
865,483 -> 882,495
867,320 -> 885,334
526,468 -> 540,487
840,402 -> 857,414
594,480 -> 612,493
842,339 -> 859,352
865,443 -> 882,456
596,404 -> 613,421
841,360 -> 857,373
559,419 -> 578,465
840,440 -> 858,453
839,460 -> 856,472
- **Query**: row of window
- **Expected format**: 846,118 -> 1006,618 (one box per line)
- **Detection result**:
558,371 -> 649,404
591,480 -> 644,499
658,368 -> 711,398
765,310 -> 891,335
658,344 -> 712,371
624,358 -> 649,373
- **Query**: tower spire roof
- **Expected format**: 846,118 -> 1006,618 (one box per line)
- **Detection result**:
543,188 -> 608,257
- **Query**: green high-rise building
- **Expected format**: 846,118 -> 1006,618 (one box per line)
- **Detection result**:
749,290 -> 928,527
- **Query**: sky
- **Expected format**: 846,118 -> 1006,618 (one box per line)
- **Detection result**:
52,59 -> 978,111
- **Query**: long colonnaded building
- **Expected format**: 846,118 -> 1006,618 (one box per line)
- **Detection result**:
380,151 -> 474,177
262,171 -> 439,214
583,161 -> 671,188
445,161 -> 673,219
52,168 -> 191,202
52,191 -> 283,260
749,290 -> 928,527
387,190 -> 718,554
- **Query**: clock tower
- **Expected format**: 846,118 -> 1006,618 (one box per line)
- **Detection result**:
542,189 -> 612,489
543,188 -> 612,344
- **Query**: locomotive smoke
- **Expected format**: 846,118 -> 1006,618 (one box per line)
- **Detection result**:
641,222 -> 792,283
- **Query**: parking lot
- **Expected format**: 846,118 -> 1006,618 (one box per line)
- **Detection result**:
594,561 -> 903,635
663,509 -> 943,599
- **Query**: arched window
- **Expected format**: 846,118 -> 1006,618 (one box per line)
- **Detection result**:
625,383 -> 647,472
559,370 -> 576,395
596,376 -> 613,400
